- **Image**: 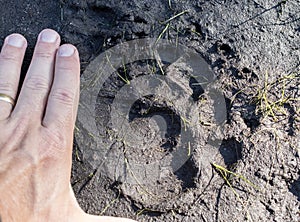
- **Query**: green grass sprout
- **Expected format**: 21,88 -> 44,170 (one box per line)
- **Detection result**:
253,72 -> 299,121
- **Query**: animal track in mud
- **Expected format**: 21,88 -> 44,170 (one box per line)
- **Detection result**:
85,59 -> 204,207
75,38 -> 227,213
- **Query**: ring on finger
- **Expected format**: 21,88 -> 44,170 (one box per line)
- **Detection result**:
0,93 -> 15,106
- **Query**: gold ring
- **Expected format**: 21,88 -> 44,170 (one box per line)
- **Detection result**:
0,93 -> 15,106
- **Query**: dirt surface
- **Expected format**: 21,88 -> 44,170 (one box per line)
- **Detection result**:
1,0 -> 299,221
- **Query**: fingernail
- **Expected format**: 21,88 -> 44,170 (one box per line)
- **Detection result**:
40,30 -> 58,43
58,45 -> 75,57
7,35 -> 25,48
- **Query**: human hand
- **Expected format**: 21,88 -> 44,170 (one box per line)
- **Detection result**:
0,29 -> 136,222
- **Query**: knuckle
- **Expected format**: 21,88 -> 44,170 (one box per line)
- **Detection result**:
56,59 -> 78,72
0,53 -> 20,64
0,81 -> 15,95
34,44 -> 56,59
34,50 -> 54,59
50,88 -> 75,106
25,76 -> 49,91
56,64 -> 75,72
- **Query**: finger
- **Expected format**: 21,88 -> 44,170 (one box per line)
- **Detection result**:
0,34 -> 27,120
42,44 -> 80,132
12,29 -> 60,120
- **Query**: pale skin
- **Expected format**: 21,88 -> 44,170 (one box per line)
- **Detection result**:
0,29 -> 136,222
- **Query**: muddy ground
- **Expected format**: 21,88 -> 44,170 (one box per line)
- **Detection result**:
1,0 -> 299,221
